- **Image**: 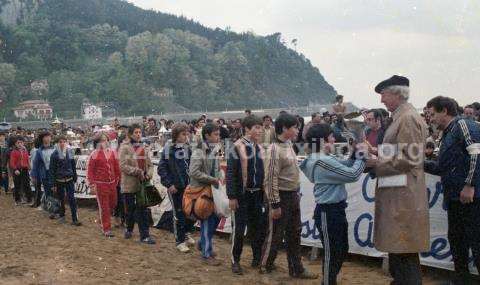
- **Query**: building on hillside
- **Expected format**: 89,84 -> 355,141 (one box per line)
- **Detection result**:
13,100 -> 53,120
82,102 -> 103,120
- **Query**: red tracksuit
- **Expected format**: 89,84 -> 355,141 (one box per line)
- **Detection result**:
87,148 -> 120,233
9,147 -> 31,203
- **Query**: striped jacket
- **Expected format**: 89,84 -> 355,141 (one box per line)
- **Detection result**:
263,138 -> 299,209
425,117 -> 480,200
300,153 -> 365,204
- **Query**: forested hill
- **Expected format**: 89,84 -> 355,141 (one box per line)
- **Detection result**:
0,0 -> 337,119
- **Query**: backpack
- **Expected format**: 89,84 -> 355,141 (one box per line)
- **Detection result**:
182,185 -> 214,221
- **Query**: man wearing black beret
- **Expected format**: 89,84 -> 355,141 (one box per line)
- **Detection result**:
368,75 -> 429,285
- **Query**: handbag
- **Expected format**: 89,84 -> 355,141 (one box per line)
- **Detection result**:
136,181 -> 163,208
41,194 -> 61,214
183,185 -> 214,221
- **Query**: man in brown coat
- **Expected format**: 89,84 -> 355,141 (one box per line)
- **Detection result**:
369,75 -> 429,285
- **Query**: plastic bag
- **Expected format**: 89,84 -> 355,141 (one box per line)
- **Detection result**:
212,183 -> 231,218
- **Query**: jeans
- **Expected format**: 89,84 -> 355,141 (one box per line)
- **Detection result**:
56,180 -> 78,222
200,214 -> 220,258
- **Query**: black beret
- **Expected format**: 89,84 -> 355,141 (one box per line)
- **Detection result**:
375,75 -> 409,94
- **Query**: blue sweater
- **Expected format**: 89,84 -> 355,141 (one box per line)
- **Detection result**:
300,153 -> 366,204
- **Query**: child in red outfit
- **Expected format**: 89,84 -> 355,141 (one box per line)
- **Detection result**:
87,133 -> 120,237
9,136 -> 31,205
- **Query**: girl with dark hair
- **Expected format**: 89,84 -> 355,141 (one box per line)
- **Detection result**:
87,133 -> 121,237
10,136 -> 32,205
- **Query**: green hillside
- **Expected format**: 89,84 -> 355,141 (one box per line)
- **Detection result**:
0,0 -> 337,119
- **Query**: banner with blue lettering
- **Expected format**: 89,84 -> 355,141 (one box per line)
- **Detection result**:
299,172 -> 477,273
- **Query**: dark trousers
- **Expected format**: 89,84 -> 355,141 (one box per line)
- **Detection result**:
13,169 -> 31,203
314,201 -> 349,285
261,191 -> 304,276
114,186 -> 125,224
56,180 -> 78,222
124,192 -> 150,240
447,200 -> 480,284
33,180 -> 43,207
388,253 -> 422,285
168,189 -> 194,245
231,190 -> 266,263
1,174 -> 8,193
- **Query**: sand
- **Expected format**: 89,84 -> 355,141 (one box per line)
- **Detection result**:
0,194 -> 454,285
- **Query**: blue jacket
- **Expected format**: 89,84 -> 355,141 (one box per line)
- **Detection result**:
30,145 -> 55,182
226,137 -> 264,200
49,148 -> 77,185
425,117 -> 480,200
300,153 -> 365,204
158,142 -> 191,191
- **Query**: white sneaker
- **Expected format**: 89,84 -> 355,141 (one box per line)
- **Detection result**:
185,235 -> 195,246
176,242 -> 190,253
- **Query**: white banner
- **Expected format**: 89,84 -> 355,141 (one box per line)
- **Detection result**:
216,171 -> 477,273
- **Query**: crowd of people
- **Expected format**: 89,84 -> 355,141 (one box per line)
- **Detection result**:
1,75 -> 480,284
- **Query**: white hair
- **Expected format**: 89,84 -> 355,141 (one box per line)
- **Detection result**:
384,85 -> 410,100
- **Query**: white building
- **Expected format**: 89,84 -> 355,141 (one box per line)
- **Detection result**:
13,100 -> 53,120
82,103 -> 103,120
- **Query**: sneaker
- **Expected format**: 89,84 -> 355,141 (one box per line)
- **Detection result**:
201,256 -> 221,266
71,221 -> 82,226
14,202 -> 20,206
176,242 -> 190,253
124,231 -> 133,239
49,213 -> 58,219
294,269 -> 319,280
232,262 -> 243,275
58,217 -> 66,224
104,231 -> 115,238
185,235 -> 196,246
140,237 -> 156,245
251,259 -> 260,268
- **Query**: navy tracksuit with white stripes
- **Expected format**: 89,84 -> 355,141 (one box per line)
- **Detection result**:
314,201 -> 349,285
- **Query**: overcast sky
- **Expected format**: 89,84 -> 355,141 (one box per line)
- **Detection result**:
130,0 -> 480,109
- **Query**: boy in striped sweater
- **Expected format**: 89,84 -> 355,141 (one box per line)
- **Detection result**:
300,124 -> 366,285
260,113 -> 317,279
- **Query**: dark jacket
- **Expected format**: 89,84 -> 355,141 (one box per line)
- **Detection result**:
30,145 -> 55,182
158,142 -> 191,191
226,137 -> 264,200
49,148 -> 77,185
0,144 -> 7,175
425,117 -> 480,200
